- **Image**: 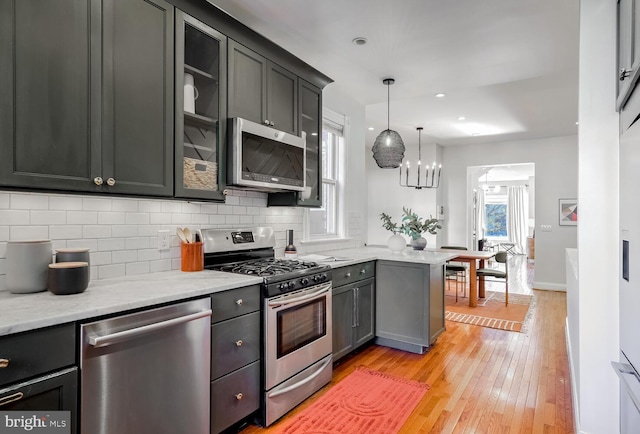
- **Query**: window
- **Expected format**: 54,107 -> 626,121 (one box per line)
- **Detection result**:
484,193 -> 508,239
306,110 -> 346,240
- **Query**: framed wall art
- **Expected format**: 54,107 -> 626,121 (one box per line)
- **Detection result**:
559,199 -> 578,226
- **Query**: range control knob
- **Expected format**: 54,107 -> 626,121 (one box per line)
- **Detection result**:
313,275 -> 321,282
278,282 -> 288,291
300,277 -> 309,286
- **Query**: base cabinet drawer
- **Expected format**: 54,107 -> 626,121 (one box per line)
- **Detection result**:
210,361 -> 260,434
211,311 -> 260,379
210,285 -> 260,322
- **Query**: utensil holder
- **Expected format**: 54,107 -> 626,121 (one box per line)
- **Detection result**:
181,242 -> 203,272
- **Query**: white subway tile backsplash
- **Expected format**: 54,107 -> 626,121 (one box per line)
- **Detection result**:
82,225 -> 112,239
67,239 -> 98,252
30,210 -> 66,225
125,213 -> 150,225
225,215 -> 240,225
138,200 -> 162,213
192,214 -> 210,225
181,203 -> 201,214
138,249 -> 160,261
0,194 -> 9,209
125,237 -> 149,250
112,225 -> 138,237
233,206 -> 247,215
0,242 -> 6,258
90,251 -> 112,266
0,210 -> 30,225
0,227 -> 10,242
126,262 -> 150,276
83,198 -> 112,211
209,215 -> 226,224
171,213 -> 191,224
11,226 -> 48,241
98,212 -> 126,225
112,250 -> 138,264
10,193 -> 48,210
239,197 -> 253,206
161,202 -> 182,213
111,199 -> 138,212
217,205 -> 233,215
150,259 -> 172,273
50,225 -> 83,240
98,238 -> 126,251
200,204 -> 218,214
252,197 -> 268,207
98,264 -> 125,279
49,196 -> 83,211
0,258 -> 5,275
67,211 -> 98,225
240,215 -> 253,224
150,213 -> 173,224
225,195 -> 240,205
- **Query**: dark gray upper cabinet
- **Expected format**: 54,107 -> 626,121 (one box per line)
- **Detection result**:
0,0 -> 173,196
175,11 -> 227,201
267,79 -> 322,207
228,39 -> 298,135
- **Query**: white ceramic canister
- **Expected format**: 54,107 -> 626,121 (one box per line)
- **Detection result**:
6,240 -> 53,294
183,73 -> 199,114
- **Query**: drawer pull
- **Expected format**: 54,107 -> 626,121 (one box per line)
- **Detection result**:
0,392 -> 24,407
0,359 -> 8,368
235,393 -> 243,400
235,299 -> 243,306
345,272 -> 351,278
360,269 -> 366,274
235,340 -> 243,347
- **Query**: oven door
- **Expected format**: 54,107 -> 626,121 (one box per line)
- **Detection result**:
265,282 -> 332,390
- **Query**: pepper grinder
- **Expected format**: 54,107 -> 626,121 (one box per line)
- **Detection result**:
284,229 -> 297,259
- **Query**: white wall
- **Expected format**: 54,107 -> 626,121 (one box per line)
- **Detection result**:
442,136 -> 577,289
576,0 -> 620,432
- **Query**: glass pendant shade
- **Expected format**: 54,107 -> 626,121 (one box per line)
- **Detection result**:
372,78 -> 405,168
372,129 -> 405,168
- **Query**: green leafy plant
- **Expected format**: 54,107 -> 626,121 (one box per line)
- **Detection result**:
380,207 -> 442,239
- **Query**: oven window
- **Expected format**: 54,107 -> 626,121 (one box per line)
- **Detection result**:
277,298 -> 326,358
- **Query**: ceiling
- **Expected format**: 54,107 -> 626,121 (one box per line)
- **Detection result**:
207,0 -> 580,147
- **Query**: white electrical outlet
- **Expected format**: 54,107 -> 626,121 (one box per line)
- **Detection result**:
540,225 -> 552,232
158,230 -> 170,250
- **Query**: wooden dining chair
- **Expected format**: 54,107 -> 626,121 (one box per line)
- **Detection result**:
476,251 -> 509,306
442,246 -> 468,301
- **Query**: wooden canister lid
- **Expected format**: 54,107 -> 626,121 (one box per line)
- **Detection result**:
49,262 -> 89,269
55,248 -> 90,253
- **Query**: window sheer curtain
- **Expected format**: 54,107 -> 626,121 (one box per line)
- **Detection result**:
507,186 -> 528,254
476,189 -> 486,248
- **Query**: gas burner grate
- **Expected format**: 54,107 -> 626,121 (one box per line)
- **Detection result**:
216,258 -> 320,277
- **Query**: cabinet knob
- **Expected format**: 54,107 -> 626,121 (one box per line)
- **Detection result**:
264,120 -> 270,125
235,340 -> 243,347
0,359 -> 8,369
269,121 -> 274,127
360,269 -> 366,274
620,68 -> 632,81
93,177 -> 103,186
235,299 -> 243,306
345,272 -> 351,278
106,177 -> 116,186
235,393 -> 243,400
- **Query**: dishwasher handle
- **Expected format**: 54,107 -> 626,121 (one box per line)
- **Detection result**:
89,309 -> 212,348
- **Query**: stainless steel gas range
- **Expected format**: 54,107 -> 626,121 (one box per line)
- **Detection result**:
201,227 -> 333,427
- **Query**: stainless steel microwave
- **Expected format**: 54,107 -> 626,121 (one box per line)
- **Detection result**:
228,117 -> 306,192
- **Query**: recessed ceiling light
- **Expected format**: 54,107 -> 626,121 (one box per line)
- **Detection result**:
368,127 -> 374,130
352,37 -> 367,46
435,93 -> 446,98
457,116 -> 466,121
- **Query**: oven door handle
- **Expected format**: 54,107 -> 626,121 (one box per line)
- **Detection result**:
267,356 -> 332,398
267,284 -> 330,307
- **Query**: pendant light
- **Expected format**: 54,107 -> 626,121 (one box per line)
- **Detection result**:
372,78 -> 405,168
399,127 -> 441,189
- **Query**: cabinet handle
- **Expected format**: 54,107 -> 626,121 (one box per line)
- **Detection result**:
620,68 -> 632,81
235,299 -> 243,306
235,340 -> 243,347
352,289 -> 357,328
235,393 -> 243,400
94,177 -> 103,186
0,359 -> 8,368
345,272 -> 351,278
106,177 -> 116,186
264,120 -> 270,125
269,121 -> 274,127
0,392 -> 24,407
355,287 -> 360,327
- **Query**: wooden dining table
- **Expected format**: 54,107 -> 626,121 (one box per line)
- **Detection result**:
428,248 -> 497,307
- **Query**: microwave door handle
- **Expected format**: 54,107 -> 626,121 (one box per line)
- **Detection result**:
613,361 -> 640,412
267,284 -> 330,307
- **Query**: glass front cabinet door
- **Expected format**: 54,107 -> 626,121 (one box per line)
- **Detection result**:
175,11 -> 227,200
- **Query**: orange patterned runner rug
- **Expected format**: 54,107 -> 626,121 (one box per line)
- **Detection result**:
445,290 -> 534,332
271,367 -> 429,434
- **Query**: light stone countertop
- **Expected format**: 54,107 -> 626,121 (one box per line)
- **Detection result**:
0,270 -> 262,337
0,246 -> 456,337
301,246 -> 458,268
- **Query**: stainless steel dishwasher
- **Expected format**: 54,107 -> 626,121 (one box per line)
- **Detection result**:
80,298 -> 212,434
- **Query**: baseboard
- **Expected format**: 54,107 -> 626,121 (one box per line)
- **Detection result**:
565,318 -> 584,433
532,281 -> 566,291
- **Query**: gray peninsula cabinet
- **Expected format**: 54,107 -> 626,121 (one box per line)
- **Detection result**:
332,262 -> 376,362
0,324 -> 77,434
375,260 -> 446,355
0,0 -> 174,196
210,285 -> 261,433
228,39 -> 298,135
175,11 -> 227,201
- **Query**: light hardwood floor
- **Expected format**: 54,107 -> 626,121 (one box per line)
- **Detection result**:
243,255 -> 574,433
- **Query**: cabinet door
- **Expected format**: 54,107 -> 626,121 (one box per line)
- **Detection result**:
0,367 -> 78,434
101,0 -> 174,196
0,0 -> 98,191
617,0 -> 640,111
228,40 -> 267,125
298,80 -> 322,206
267,62 -> 297,135
175,11 -> 227,201
353,279 -> 375,349
332,285 -> 354,362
